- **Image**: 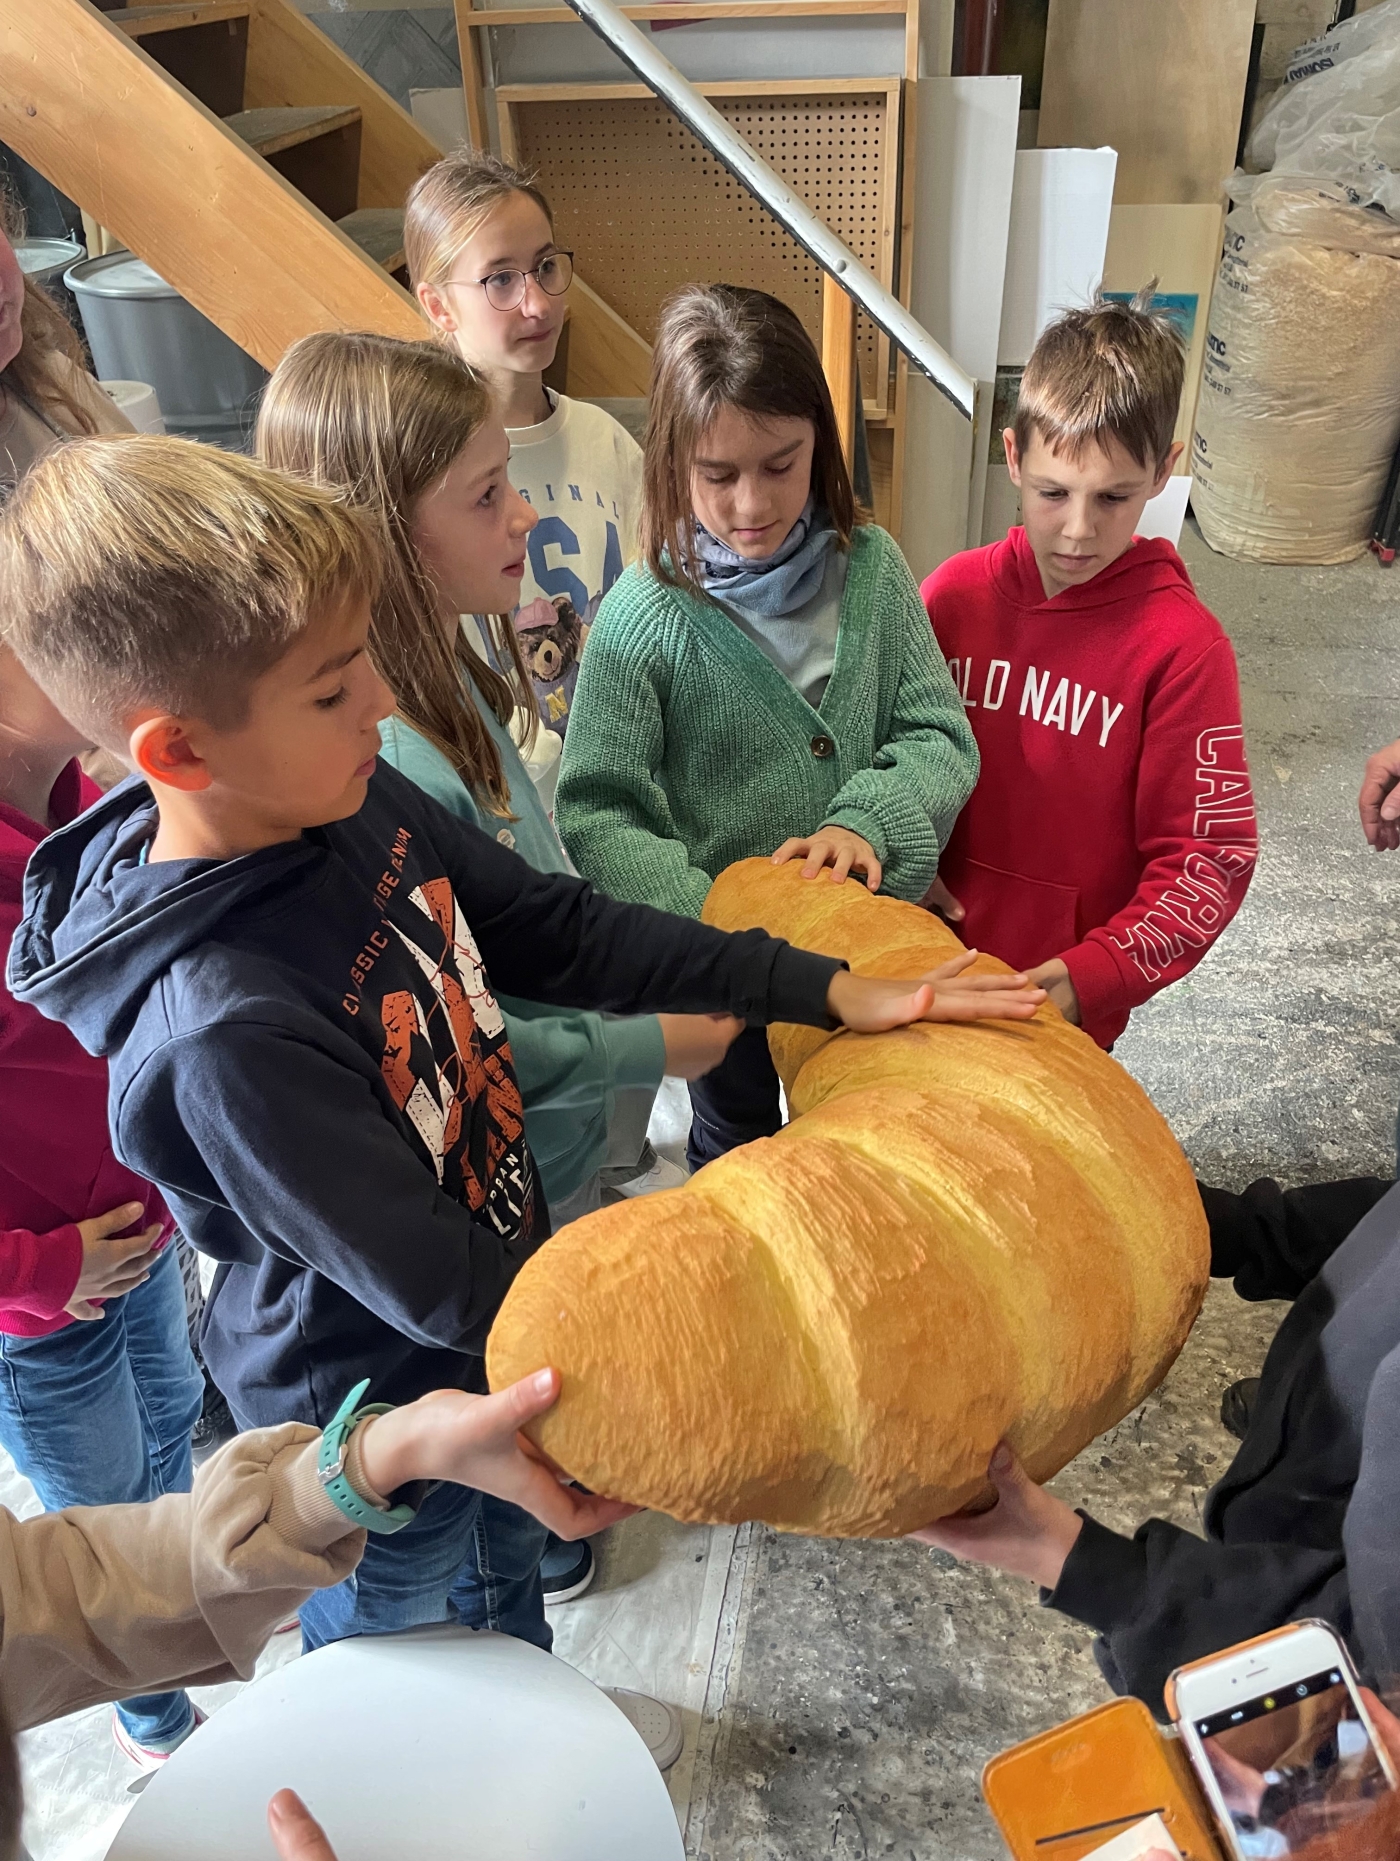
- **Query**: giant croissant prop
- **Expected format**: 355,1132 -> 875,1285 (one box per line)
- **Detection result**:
486,859 -> 1209,1535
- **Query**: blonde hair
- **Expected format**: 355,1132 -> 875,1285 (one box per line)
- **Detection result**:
643,284 -> 859,597
0,188 -> 99,438
1014,285 -> 1186,471
405,148 -> 553,299
0,434 -> 382,752
256,330 -> 536,812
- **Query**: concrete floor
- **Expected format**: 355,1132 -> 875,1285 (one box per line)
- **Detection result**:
680,521 -> 1400,1859
10,521 -> 1400,1858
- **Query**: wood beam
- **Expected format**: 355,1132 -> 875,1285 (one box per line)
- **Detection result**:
821,273 -> 858,469
0,0 -> 424,369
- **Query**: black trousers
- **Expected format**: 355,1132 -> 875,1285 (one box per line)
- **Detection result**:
686,1025 -> 783,1172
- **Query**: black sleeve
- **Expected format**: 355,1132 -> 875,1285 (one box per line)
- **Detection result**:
1201,1176 -> 1394,1303
1046,1513 -> 1354,1719
123,1021 -> 535,1357
439,818 -> 844,1028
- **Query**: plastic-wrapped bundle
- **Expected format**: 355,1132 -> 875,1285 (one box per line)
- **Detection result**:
1191,175 -> 1400,564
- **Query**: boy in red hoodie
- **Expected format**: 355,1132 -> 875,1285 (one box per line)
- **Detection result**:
921,292 -> 1257,1048
0,641 -> 205,1765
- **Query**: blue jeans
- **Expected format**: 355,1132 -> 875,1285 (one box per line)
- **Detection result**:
0,1245 -> 205,1749
298,1481 -> 551,1655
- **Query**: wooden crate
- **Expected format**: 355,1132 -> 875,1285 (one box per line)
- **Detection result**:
498,78 -> 901,416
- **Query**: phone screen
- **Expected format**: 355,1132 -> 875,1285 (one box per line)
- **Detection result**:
1194,1666 -> 1392,1856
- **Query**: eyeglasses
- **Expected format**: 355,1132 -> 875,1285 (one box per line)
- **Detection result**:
452,251 -> 575,312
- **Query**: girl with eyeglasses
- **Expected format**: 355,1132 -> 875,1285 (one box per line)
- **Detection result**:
407,151 -> 642,748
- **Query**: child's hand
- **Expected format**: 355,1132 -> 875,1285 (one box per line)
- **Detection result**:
772,826 -> 882,891
921,875 -> 965,924
657,1012 -> 745,1079
909,1442 -> 1084,1591
826,952 -> 1045,1033
355,1368 -> 638,1541
1026,958 -> 1081,1026
1360,737 -> 1400,851
268,1792 -> 338,1861
65,1203 -> 165,1321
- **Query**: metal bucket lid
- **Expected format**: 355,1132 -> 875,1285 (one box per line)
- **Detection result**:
63,252 -> 179,300
15,238 -> 86,279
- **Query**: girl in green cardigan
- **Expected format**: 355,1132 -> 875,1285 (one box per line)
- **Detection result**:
556,285 -> 981,1169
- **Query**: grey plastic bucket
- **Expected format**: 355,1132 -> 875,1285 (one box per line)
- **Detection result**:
16,238 -> 87,335
64,252 -> 267,448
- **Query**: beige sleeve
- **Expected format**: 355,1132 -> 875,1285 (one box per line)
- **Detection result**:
0,1425 -> 366,1734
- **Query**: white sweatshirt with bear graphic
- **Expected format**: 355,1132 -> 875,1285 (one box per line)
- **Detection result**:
503,393 -> 643,738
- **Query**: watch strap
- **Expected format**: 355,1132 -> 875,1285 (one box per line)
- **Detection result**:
318,1379 -> 417,1535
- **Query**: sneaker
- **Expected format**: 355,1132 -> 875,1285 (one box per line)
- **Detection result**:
541,1536 -> 596,1604
1220,1376 -> 1261,1441
112,1704 -> 206,1773
191,1385 -> 237,1466
604,1689 -> 685,1772
609,1152 -> 689,1200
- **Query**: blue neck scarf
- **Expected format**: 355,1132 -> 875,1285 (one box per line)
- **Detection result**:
692,498 -> 839,617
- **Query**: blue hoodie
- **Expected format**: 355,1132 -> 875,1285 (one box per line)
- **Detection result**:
8,762 -> 841,1428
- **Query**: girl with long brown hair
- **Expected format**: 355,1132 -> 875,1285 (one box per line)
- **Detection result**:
556,284 -> 982,1171
0,191 -> 131,494
256,330 -> 735,1194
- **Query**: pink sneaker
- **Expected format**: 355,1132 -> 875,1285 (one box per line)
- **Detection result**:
112,1704 -> 206,1773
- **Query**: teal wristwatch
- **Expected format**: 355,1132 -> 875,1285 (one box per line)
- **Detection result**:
318,1379 -> 417,1534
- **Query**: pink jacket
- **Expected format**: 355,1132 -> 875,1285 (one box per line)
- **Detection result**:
0,763 -> 171,1335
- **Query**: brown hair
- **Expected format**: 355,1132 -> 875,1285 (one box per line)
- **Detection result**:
0,434 -> 382,753
1013,285 -> 1185,471
405,148 -> 553,300
256,330 -> 536,812
0,187 -> 99,437
641,284 -> 858,596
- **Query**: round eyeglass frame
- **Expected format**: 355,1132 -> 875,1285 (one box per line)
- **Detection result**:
453,251 -> 576,312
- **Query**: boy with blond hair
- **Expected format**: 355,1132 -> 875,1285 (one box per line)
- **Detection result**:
923,292 -> 1258,1048
3,435 -> 1043,1653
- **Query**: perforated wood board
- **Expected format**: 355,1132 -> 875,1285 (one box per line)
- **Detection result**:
499,79 -> 900,413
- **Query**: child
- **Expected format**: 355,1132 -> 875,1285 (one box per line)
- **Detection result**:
3,435 -> 1041,1658
254,331 -> 715,1230
921,291 -> 1258,1050
407,149 -> 640,741
555,283 -> 981,1169
0,640 -> 205,1769
913,1172 -> 1400,1725
0,1362 -> 629,1861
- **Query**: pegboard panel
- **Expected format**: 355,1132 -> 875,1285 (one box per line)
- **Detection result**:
502,83 -> 899,411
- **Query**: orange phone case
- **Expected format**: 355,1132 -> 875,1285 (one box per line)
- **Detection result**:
981,1696 -> 1225,1861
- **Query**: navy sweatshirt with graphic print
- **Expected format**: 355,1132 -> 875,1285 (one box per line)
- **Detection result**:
8,764 -> 842,1428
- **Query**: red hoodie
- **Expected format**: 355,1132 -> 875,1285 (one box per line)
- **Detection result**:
922,527 -> 1257,1048
0,763 -> 171,1335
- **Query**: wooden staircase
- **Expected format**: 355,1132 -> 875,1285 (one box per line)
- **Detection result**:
0,0 -> 650,389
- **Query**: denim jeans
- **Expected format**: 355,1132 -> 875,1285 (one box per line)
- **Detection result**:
0,1244 -> 205,1749
298,1481 -> 551,1655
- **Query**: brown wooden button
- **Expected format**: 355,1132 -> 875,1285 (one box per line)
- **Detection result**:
811,733 -> 835,759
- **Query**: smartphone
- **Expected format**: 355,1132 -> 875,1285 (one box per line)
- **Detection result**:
1168,1621 -> 1398,1859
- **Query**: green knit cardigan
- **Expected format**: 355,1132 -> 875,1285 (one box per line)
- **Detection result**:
555,523 -> 978,918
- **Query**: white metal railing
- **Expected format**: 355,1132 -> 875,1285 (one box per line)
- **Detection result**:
559,0 -> 976,418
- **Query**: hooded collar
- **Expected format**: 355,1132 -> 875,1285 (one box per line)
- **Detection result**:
7,774 -> 327,1058
991,525 -> 1196,615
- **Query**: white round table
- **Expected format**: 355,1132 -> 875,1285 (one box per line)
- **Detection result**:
107,1628 -> 685,1860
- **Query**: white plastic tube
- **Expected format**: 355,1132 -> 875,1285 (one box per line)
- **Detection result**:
558,0 -> 976,417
